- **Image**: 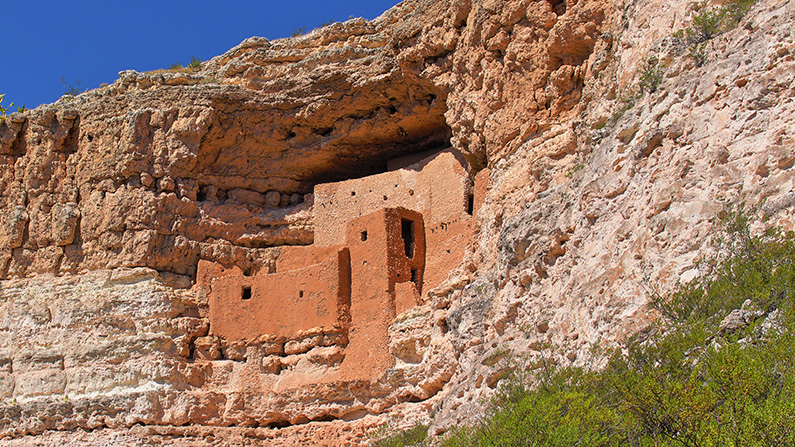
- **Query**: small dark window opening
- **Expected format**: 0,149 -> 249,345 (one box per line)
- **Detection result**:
467,194 -> 475,216
410,269 -> 419,285
241,286 -> 252,300
548,0 -> 566,16
401,219 -> 415,259
361,230 -> 368,241
299,290 -> 304,298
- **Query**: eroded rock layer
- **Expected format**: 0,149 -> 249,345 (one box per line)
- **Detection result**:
1,0 -> 794,444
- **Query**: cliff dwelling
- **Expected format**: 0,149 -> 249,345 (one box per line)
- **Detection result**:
197,147 -> 488,382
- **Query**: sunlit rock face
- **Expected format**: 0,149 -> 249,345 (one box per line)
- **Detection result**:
1,0 -> 794,444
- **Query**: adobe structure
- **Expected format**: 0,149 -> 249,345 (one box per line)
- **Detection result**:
197,148 -> 488,383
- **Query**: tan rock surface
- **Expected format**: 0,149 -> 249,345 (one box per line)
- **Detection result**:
0,0 -> 793,444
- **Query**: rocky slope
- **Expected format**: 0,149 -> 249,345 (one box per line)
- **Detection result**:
1,0 -> 793,444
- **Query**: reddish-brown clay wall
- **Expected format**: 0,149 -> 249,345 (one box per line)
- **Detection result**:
422,167 -> 489,292
338,209 -> 395,379
384,208 -> 425,294
335,207 -> 425,380
473,167 -> 490,217
207,250 -> 349,341
394,281 -> 420,316
424,216 -> 471,292
276,245 -> 341,273
198,152 -> 488,384
313,149 -> 468,246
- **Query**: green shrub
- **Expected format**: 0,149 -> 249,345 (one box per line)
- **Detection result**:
723,0 -> 757,24
638,56 -> 664,93
438,205 -> 795,446
0,94 -> 12,120
187,56 -> 202,71
676,0 -> 758,45
566,163 -> 585,178
689,42 -> 708,67
689,3 -> 725,43
165,56 -> 201,73
373,424 -> 429,447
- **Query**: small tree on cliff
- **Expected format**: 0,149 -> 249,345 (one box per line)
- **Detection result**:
0,94 -> 13,119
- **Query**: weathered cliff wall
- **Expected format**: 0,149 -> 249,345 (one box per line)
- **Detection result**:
0,0 -> 793,444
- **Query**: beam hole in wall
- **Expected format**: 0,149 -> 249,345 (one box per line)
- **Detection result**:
361,230 -> 368,242
383,195 -> 388,201
467,193 -> 475,215
242,286 -> 252,300
299,290 -> 304,298
402,219 -> 415,259
351,191 -> 356,196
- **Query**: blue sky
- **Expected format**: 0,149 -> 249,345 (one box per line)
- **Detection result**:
0,0 -> 401,110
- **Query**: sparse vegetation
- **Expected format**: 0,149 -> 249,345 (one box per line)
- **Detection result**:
290,26 -> 307,37
566,163 -> 585,178
373,424 -> 429,447
610,88 -> 641,123
638,55 -> 664,93
674,0 -> 759,66
689,42 -> 709,67
0,94 -> 13,120
682,2 -> 725,43
60,76 -> 84,96
165,56 -> 202,73
187,56 -> 202,71
483,346 -> 513,367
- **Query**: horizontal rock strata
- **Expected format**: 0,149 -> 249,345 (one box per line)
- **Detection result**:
0,0 -> 793,444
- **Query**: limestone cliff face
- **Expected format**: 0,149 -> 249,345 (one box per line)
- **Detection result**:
1,0 -> 794,444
